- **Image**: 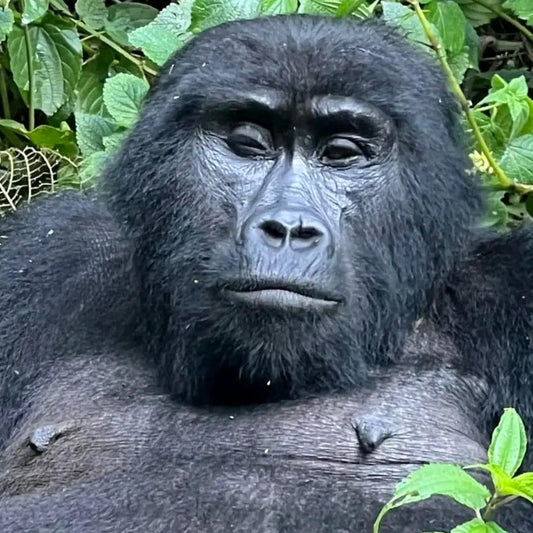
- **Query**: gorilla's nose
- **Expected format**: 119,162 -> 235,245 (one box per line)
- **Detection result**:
245,208 -> 331,253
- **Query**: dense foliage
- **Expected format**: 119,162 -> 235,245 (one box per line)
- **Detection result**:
0,0 -> 531,225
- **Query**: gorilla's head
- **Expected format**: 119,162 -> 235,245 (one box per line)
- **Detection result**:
105,16 -> 481,404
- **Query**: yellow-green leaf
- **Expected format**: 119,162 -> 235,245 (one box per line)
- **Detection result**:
488,408 -> 527,476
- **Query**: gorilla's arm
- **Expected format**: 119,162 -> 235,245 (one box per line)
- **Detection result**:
0,192 -> 138,447
436,226 -> 533,465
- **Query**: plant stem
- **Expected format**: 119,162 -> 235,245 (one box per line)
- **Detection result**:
482,494 -> 518,521
22,24 -> 34,130
407,0 -> 533,193
49,0 -> 157,77
472,0 -> 533,43
0,62 -> 11,119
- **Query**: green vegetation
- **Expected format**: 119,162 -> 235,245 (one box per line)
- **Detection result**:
0,0 -> 531,223
374,409 -> 533,533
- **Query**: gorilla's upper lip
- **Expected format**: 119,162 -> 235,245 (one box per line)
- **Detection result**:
221,280 -> 342,309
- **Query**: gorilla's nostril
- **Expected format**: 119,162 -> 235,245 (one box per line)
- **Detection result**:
290,226 -> 322,241
259,220 -> 287,242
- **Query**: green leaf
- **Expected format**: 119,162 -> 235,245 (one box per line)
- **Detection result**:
503,0 -> 533,24
455,0 -> 503,27
393,464 -> 490,510
103,73 -> 149,128
261,0 -> 298,14
105,2 -> 158,48
75,112 -> 117,156
27,124 -> 77,157
464,22 -> 480,70
336,0 -> 368,16
382,1 -> 438,51
478,75 -> 531,141
500,135 -> 533,185
22,0 -> 49,25
298,0 -> 342,15
448,48 -> 470,84
373,464 -> 490,533
500,472 -> 533,503
0,119 -> 77,157
128,1 -> 193,66
451,519 -> 509,533
426,0 -> 467,55
0,7 -> 14,42
191,0 -> 262,32
102,130 -> 127,152
7,15 -> 82,116
76,48 -> 115,115
488,408 -> 527,476
480,191 -> 508,228
79,150 -> 109,184
75,0 -> 108,31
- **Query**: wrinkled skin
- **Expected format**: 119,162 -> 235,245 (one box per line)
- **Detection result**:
1,15 -> 533,532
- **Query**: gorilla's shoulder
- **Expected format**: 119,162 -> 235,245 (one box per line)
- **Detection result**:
0,191 -> 139,342
449,225 -> 533,304
435,225 -> 533,419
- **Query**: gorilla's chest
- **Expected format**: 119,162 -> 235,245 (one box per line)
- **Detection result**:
0,341 -> 489,532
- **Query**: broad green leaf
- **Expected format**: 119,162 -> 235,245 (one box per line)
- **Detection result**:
393,464 -> 490,510
105,2 -> 158,48
426,0 -> 467,55
455,0 -> 503,27
479,191 -> 508,228
448,48 -> 470,84
488,408 -> 527,476
500,135 -> 533,184
451,520 -> 509,533
373,464 -> 490,532
79,150 -> 109,184
382,1 -> 439,52
261,0 -> 298,14
128,2 -> 193,66
479,464 -> 533,504
103,73 -> 149,128
0,119 -> 28,136
76,49 -> 115,115
0,119 -> 77,156
26,124 -> 77,157
7,15 -> 82,116
191,0 -> 262,32
75,0 -> 108,30
102,130 -> 127,152
75,112 -> 117,156
464,22 -> 480,70
298,0 -> 342,14
335,0 -> 368,17
503,0 -> 533,24
500,472 -> 533,503
0,7 -> 14,42
22,0 -> 49,25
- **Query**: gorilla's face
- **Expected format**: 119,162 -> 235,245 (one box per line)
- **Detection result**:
106,16 -> 480,404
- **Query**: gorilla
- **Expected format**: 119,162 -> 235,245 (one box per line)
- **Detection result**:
0,14 -> 532,533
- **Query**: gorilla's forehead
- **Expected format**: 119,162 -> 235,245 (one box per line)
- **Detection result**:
164,15 -> 444,125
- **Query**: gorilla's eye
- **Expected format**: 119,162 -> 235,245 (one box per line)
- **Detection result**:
319,136 -> 366,166
227,123 -> 273,157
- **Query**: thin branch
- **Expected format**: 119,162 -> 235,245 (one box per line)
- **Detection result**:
0,61 -> 11,119
408,0 -> 533,194
473,0 -> 533,43
22,25 -> 34,130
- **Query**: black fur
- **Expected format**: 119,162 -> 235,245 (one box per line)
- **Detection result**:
0,15 -> 532,532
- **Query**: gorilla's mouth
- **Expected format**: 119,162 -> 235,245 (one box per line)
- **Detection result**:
222,281 -> 342,309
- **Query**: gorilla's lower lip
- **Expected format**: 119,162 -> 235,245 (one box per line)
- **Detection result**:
224,288 -> 340,309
